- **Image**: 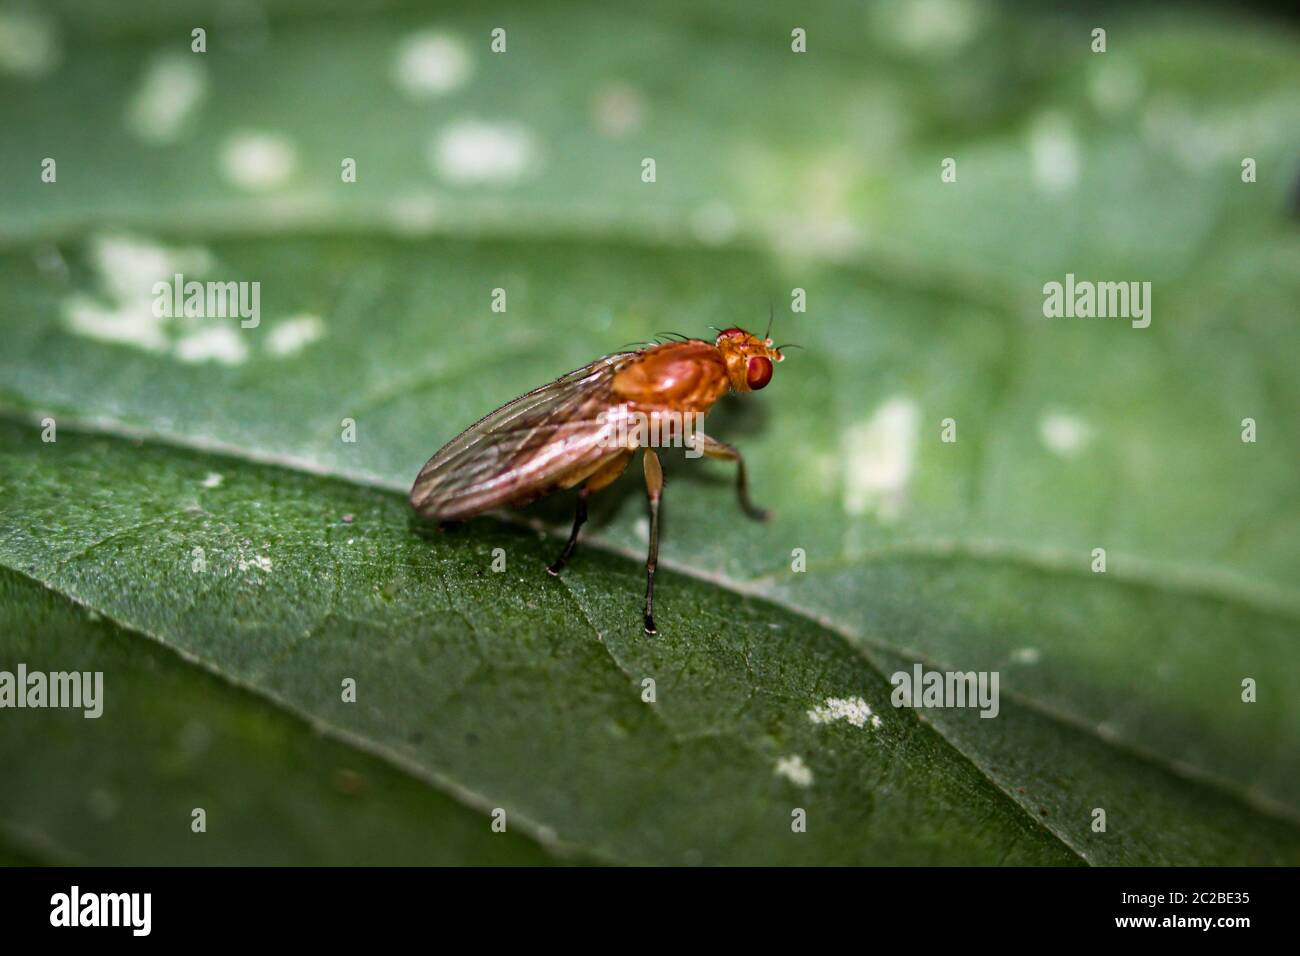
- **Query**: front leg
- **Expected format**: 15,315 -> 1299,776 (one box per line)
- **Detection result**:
698,434 -> 770,522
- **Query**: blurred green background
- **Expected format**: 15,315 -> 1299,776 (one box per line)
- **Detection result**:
0,0 -> 1297,865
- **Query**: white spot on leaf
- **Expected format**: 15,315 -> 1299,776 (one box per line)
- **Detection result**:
393,31 -> 471,97
63,294 -> 168,353
266,314 -> 325,357
1011,647 -> 1041,665
1029,113 -> 1081,195
842,396 -> 920,522
808,696 -> 882,729
431,119 -> 535,185
1039,411 -> 1092,457
0,7 -> 60,77
774,754 -> 814,788
90,233 -> 213,302
220,131 -> 297,191
127,54 -> 207,144
62,234 -> 215,356
871,0 -> 980,55
174,325 -> 248,366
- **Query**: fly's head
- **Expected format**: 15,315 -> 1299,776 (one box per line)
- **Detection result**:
714,327 -> 785,392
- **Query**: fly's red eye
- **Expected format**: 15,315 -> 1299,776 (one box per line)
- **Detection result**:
746,355 -> 773,390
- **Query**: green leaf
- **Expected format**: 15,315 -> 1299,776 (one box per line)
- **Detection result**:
0,565 -> 564,865
0,0 -> 1297,864
5,423 -> 1298,865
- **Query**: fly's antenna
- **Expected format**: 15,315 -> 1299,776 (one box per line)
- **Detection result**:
774,343 -> 803,352
764,299 -> 775,341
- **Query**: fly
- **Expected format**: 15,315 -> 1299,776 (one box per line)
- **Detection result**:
409,326 -> 789,634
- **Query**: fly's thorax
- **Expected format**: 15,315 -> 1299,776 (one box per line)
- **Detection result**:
612,341 -> 730,411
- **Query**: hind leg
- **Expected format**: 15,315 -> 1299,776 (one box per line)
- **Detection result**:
545,452 -> 631,575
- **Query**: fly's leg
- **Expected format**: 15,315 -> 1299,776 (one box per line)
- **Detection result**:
545,451 -> 631,576
642,447 -> 663,635
698,434 -> 769,522
546,488 -> 589,576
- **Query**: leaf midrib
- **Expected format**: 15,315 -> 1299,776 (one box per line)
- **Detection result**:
749,543 -> 1300,628
9,404 -> 1293,628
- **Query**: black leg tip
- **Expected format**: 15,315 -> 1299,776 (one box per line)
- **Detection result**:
546,564 -> 563,577
643,616 -> 657,635
746,506 -> 771,523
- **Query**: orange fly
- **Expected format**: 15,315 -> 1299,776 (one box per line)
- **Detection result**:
409,326 -> 788,634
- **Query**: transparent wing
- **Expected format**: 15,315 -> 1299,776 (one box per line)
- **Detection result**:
409,352 -> 639,520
